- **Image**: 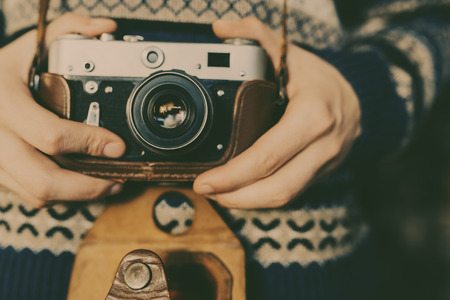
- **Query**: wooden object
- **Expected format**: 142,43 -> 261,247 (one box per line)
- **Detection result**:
67,187 -> 246,300
105,249 -> 170,300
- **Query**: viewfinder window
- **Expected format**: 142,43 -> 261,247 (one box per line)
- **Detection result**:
208,52 -> 230,68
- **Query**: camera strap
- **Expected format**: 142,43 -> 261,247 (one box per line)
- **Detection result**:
275,0 -> 289,106
28,0 -> 49,94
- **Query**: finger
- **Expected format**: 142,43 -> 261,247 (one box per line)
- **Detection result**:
0,76 -> 125,158
25,115 -> 126,157
0,169 -> 45,208
0,128 -> 123,206
1,13 -> 117,81
45,13 -> 117,48
204,135 -> 343,209
213,17 -> 282,69
194,96 -> 335,195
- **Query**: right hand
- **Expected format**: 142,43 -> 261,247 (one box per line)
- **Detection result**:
0,13 -> 126,208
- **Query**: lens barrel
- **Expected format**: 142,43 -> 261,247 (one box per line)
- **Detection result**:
127,71 -> 212,154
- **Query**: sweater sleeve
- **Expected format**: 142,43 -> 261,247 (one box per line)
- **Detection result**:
316,1 -> 450,162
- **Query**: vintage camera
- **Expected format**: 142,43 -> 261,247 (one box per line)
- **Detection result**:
48,34 -> 270,160
43,33 -> 277,180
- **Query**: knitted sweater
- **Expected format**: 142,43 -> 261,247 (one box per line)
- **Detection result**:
0,1 -> 449,299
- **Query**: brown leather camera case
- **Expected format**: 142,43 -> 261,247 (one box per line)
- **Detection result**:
38,72 -> 278,181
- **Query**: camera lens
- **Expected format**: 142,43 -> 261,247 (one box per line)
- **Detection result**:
127,71 -> 212,153
149,90 -> 188,130
143,86 -> 195,139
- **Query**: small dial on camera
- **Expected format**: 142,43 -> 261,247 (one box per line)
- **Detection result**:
142,47 -> 164,69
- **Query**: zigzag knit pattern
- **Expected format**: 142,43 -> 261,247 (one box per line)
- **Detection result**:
151,192 -> 368,266
0,187 -> 368,267
2,0 -> 343,48
225,206 -> 368,267
0,189 -> 105,254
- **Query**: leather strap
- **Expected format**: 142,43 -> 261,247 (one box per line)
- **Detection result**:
28,0 -> 49,93
275,0 -> 289,106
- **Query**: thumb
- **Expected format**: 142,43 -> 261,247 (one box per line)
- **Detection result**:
24,113 -> 126,157
213,17 -> 282,70
3,82 -> 126,158
54,119 -> 126,157
45,13 -> 117,48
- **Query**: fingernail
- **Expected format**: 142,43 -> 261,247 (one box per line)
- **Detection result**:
103,142 -> 124,158
218,19 -> 239,25
108,183 -> 123,196
195,184 -> 215,195
90,18 -> 117,31
90,18 -> 115,25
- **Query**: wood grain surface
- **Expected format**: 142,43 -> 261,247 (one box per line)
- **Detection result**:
67,187 -> 245,300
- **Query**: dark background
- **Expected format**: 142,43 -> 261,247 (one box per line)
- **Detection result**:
356,78 -> 450,300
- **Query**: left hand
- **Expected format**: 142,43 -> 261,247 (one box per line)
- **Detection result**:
193,17 -> 362,209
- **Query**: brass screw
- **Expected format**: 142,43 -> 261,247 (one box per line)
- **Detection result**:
124,262 -> 152,290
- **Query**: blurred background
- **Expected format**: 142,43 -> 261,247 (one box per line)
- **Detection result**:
356,78 -> 450,300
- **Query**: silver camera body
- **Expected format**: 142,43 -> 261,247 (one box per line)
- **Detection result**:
48,34 -> 269,161
49,33 -> 268,81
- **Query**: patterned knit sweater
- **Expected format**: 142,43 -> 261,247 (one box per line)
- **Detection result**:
1,1 -> 450,299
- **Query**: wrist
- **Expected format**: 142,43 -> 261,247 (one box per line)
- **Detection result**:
315,48 -> 409,162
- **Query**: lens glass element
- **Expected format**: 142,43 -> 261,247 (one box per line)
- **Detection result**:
127,71 -> 211,152
151,94 -> 187,129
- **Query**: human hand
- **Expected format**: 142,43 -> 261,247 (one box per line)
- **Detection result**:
0,13 -> 126,208
193,18 -> 361,209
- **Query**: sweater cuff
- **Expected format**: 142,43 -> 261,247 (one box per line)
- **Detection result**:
315,49 -> 409,163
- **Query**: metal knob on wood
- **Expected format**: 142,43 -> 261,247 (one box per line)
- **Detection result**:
104,249 -> 170,300
124,262 -> 151,290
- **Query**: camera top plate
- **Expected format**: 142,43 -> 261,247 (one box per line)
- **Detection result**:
48,34 -> 269,81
